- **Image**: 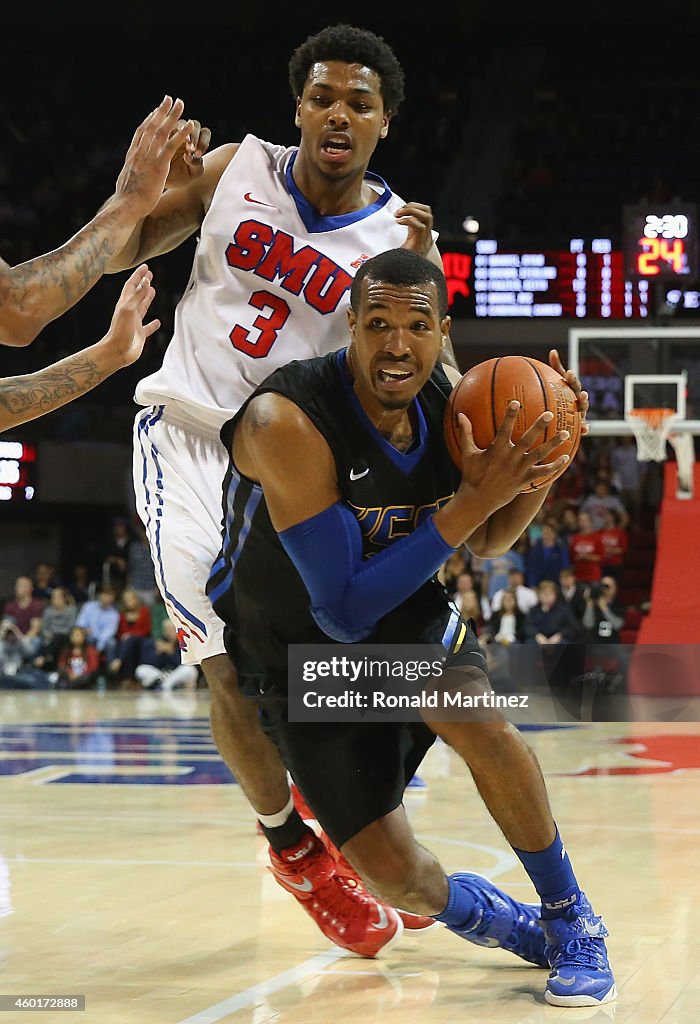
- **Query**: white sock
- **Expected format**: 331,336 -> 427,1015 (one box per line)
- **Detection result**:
257,792 -> 294,828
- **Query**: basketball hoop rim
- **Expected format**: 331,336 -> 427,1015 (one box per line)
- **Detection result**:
627,407 -> 679,427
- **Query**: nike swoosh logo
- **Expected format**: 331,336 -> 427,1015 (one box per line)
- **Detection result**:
583,920 -> 604,936
551,974 -> 577,986
370,904 -> 389,930
244,191 -> 277,208
349,467 -> 369,481
286,877 -> 314,892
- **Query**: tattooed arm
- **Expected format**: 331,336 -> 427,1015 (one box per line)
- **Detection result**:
104,143 -> 237,273
0,97 -> 193,348
0,265 -> 159,433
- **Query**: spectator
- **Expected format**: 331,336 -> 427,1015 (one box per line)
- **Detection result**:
108,586 -> 152,686
55,626 -> 100,689
473,548 -> 525,604
135,620 -> 199,691
524,579 -> 580,647
582,578 -> 624,645
0,617 -> 47,688
32,562 -> 58,601
580,477 -> 630,531
68,564 -> 95,606
34,586 -> 78,670
598,508 -> 628,581
101,516 -> 133,595
452,572 -> 491,624
558,566 -> 588,625
521,578 -> 587,709
454,589 -> 486,634
2,575 -> 45,637
525,522 -> 571,587
491,568 -> 538,616
569,511 -> 605,584
127,520 -> 158,606
558,506 -> 581,545
76,585 -> 120,661
484,589 -> 527,646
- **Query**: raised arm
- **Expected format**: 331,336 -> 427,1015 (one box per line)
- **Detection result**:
0,264 -> 160,433
0,97 -> 194,347
103,142 -> 238,273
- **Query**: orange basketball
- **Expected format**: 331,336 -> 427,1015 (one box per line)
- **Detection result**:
444,356 -> 582,492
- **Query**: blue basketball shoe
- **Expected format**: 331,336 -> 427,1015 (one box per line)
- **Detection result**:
542,893 -> 616,1006
445,873 -> 547,967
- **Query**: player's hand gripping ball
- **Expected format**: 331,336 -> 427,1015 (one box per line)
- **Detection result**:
444,355 -> 583,491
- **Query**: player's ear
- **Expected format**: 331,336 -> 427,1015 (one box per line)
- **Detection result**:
294,97 -> 302,128
379,112 -> 392,139
347,307 -> 357,334
440,316 -> 452,349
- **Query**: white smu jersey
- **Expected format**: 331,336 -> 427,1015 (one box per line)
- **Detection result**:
135,133 -> 435,434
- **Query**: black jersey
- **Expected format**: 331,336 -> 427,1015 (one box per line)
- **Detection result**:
207,348 -> 461,677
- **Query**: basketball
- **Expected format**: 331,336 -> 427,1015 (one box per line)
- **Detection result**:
444,355 -> 582,491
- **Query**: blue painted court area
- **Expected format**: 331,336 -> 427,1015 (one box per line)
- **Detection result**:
0,706 -> 577,787
0,714 -> 236,785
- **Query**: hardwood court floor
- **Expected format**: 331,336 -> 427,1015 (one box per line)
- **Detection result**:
0,689 -> 699,1024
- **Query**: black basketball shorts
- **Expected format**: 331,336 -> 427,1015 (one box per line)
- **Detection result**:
225,608 -> 488,849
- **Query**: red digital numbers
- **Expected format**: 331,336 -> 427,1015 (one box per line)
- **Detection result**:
636,238 -> 686,275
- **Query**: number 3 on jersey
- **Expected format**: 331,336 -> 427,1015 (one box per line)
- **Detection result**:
230,290 -> 291,358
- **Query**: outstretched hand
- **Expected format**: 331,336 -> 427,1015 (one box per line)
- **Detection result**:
396,202 -> 435,256
104,264 -> 161,367
115,96 -> 195,217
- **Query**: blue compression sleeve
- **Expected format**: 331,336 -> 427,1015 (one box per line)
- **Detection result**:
278,501 -> 456,642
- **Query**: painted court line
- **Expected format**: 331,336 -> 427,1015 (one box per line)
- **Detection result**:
175,948 -> 348,1023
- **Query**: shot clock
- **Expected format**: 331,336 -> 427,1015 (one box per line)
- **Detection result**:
623,204 -> 698,280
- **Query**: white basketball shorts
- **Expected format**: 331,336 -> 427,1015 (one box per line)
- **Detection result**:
132,406 -> 230,666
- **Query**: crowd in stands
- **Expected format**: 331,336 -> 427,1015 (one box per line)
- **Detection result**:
1,433 -> 652,693
0,517 -> 201,693
440,434 -> 651,690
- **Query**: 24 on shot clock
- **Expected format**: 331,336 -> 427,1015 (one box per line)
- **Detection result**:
623,203 -> 698,279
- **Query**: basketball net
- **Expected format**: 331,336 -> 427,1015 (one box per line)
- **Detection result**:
627,408 -> 678,462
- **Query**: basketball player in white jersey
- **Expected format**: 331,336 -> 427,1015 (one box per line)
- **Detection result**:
105,24 -> 453,953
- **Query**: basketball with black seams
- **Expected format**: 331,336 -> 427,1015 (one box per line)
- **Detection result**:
444,356 -> 583,492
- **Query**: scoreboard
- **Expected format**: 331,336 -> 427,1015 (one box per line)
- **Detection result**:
622,204 -> 698,280
443,238 -> 651,319
0,440 -> 36,502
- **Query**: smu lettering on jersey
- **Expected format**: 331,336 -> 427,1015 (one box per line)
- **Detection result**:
135,134 -> 433,434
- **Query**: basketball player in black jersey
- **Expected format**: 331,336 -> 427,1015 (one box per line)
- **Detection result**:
207,250 -> 616,1006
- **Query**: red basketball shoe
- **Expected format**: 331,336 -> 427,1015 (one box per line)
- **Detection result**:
319,828 -> 438,934
268,833 -> 404,958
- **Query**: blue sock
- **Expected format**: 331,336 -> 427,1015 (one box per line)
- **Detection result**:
433,874 -> 479,928
513,826 -> 581,919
